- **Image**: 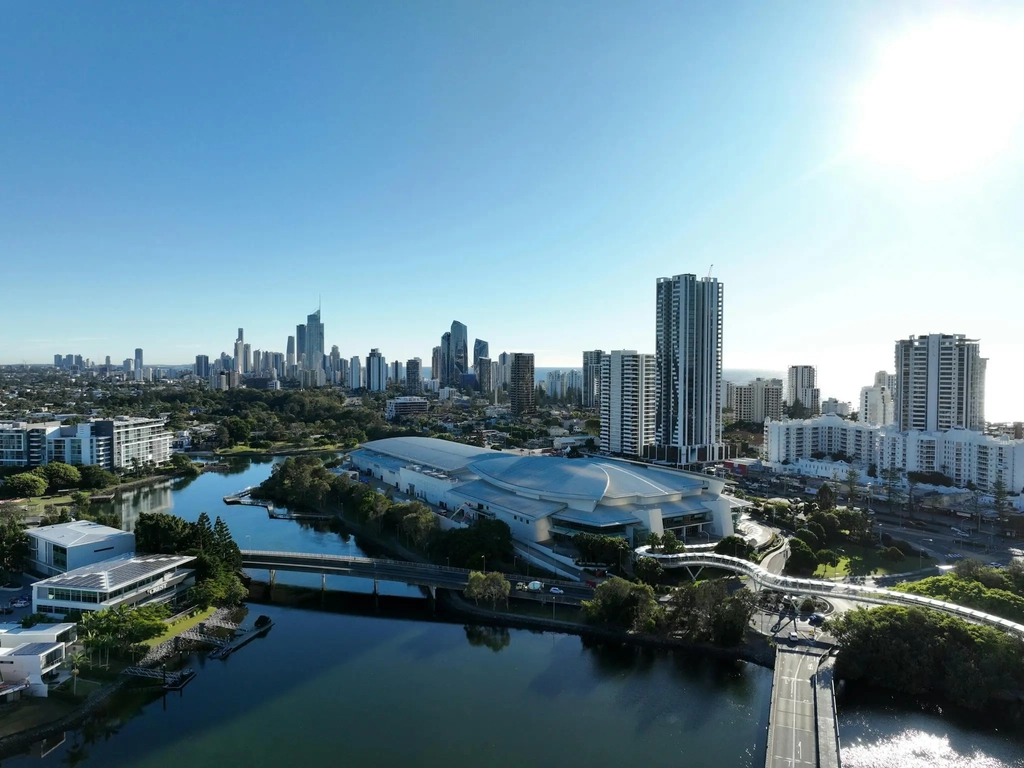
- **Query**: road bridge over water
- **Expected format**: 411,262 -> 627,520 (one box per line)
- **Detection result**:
239,550 -> 594,604
765,647 -> 841,768
641,550 -> 1024,636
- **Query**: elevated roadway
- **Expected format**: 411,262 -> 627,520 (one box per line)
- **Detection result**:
640,550 -> 1024,636
240,550 -> 594,604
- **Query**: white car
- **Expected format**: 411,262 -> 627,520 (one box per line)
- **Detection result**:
788,632 -> 800,643
549,587 -> 564,595
10,598 -> 29,609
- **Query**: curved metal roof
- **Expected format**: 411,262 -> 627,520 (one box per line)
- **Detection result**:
357,437 -> 493,473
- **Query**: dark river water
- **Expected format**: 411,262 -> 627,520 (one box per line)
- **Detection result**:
5,457 -> 1022,768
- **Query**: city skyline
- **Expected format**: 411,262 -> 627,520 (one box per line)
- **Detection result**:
2,4 -> 1023,420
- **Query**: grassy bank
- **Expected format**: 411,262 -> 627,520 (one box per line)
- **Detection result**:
143,606 -> 217,647
812,542 -> 935,578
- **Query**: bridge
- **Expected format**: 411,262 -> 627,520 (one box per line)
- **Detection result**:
239,550 -> 594,603
640,550 -> 1024,636
765,647 -> 841,768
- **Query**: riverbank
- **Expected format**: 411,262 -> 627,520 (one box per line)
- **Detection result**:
189,446 -> 343,459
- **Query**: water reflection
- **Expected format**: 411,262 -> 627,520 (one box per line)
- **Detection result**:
464,624 -> 512,652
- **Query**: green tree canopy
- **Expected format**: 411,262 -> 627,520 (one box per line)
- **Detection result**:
43,462 -> 82,492
583,577 -> 660,633
2,472 -> 48,498
785,538 -> 818,575
634,556 -> 663,586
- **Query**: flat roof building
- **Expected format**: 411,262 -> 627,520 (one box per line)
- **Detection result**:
26,521 -> 135,579
31,553 -> 196,617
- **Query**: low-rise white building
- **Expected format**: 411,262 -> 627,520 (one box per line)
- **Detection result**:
820,398 -> 852,417
31,554 -> 196,617
385,396 -> 429,421
0,642 -> 64,697
26,522 -> 135,579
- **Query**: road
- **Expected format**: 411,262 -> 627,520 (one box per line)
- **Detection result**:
767,648 -> 820,768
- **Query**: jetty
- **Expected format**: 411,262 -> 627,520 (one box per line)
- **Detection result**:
223,487 -> 275,513
177,617 -> 274,661
122,666 -> 196,691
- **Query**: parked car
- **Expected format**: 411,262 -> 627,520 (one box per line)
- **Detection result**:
549,587 -> 564,595
0,606 -> 12,615
788,632 -> 800,643
11,598 -> 29,609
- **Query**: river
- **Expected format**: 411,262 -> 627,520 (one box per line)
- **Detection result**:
4,457 -> 1022,768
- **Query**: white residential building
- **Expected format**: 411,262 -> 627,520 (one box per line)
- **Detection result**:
98,416 -> 172,469
763,415 -> 1024,493
820,398 -> 852,417
895,333 -> 986,432
385,396 -> 429,421
786,365 -> 820,415
860,371 -> 896,426
599,351 -> 656,457
349,356 -> 362,389
655,274 -> 724,464
31,554 -> 197,617
26,521 -> 135,579
727,378 -> 783,424
46,423 -> 112,468
0,422 -> 60,468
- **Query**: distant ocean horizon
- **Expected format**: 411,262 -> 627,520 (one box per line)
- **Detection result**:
421,366 -> 785,385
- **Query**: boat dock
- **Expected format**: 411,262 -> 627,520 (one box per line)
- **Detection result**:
122,666 -> 197,691
210,620 -> 274,660
223,487 -> 275,513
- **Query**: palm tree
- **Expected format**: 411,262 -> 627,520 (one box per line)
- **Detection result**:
65,651 -> 88,695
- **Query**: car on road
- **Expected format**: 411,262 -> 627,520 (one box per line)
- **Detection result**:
515,582 -> 528,591
549,587 -> 564,595
788,632 -> 800,643
986,562 -> 1004,569
526,581 -> 544,592
808,613 -> 825,627
10,598 -> 29,609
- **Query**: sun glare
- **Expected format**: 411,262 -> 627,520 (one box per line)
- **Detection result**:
853,15 -> 1024,180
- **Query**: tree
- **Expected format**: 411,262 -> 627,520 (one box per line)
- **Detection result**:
634,556 -> 663,586
660,530 -> 683,555
169,453 -> 201,477
0,509 -> 29,583
482,572 -> 511,607
43,462 -> 82,492
464,571 -> 487,605
817,549 -> 839,577
993,474 -> 1010,516
816,483 -> 836,512
135,512 -> 191,554
785,538 -> 818,575
212,516 -> 242,570
714,535 -> 754,560
78,465 -> 118,490
190,512 -> 216,553
645,532 -> 662,552
845,467 -> 860,505
2,472 -> 48,498
583,577 -> 660,633
65,650 -> 88,696
584,419 -> 601,436
882,465 -> 904,508
881,546 -> 906,564
793,528 -> 820,552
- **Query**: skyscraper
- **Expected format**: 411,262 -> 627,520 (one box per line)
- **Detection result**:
406,358 -> 422,394
366,348 -> 387,392
655,274 -> 724,464
431,346 -> 442,383
859,371 -> 895,426
786,365 -> 820,415
286,335 -> 296,370
509,353 -> 536,415
439,332 -> 451,386
296,324 -> 307,367
477,357 -> 492,393
134,348 -> 144,382
304,309 -> 325,372
473,339 -> 489,371
234,334 -> 245,374
195,355 -> 210,378
600,351 -> 656,456
450,321 -> 468,385
349,356 -> 361,389
895,334 -> 986,432
582,350 -> 604,408
242,343 -> 251,374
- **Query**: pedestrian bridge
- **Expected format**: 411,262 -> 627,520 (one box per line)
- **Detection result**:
640,550 -> 1024,637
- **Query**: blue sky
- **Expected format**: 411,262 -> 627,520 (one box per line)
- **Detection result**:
2,2 -> 1022,420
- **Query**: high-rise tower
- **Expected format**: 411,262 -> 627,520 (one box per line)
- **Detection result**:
654,274 -> 724,464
